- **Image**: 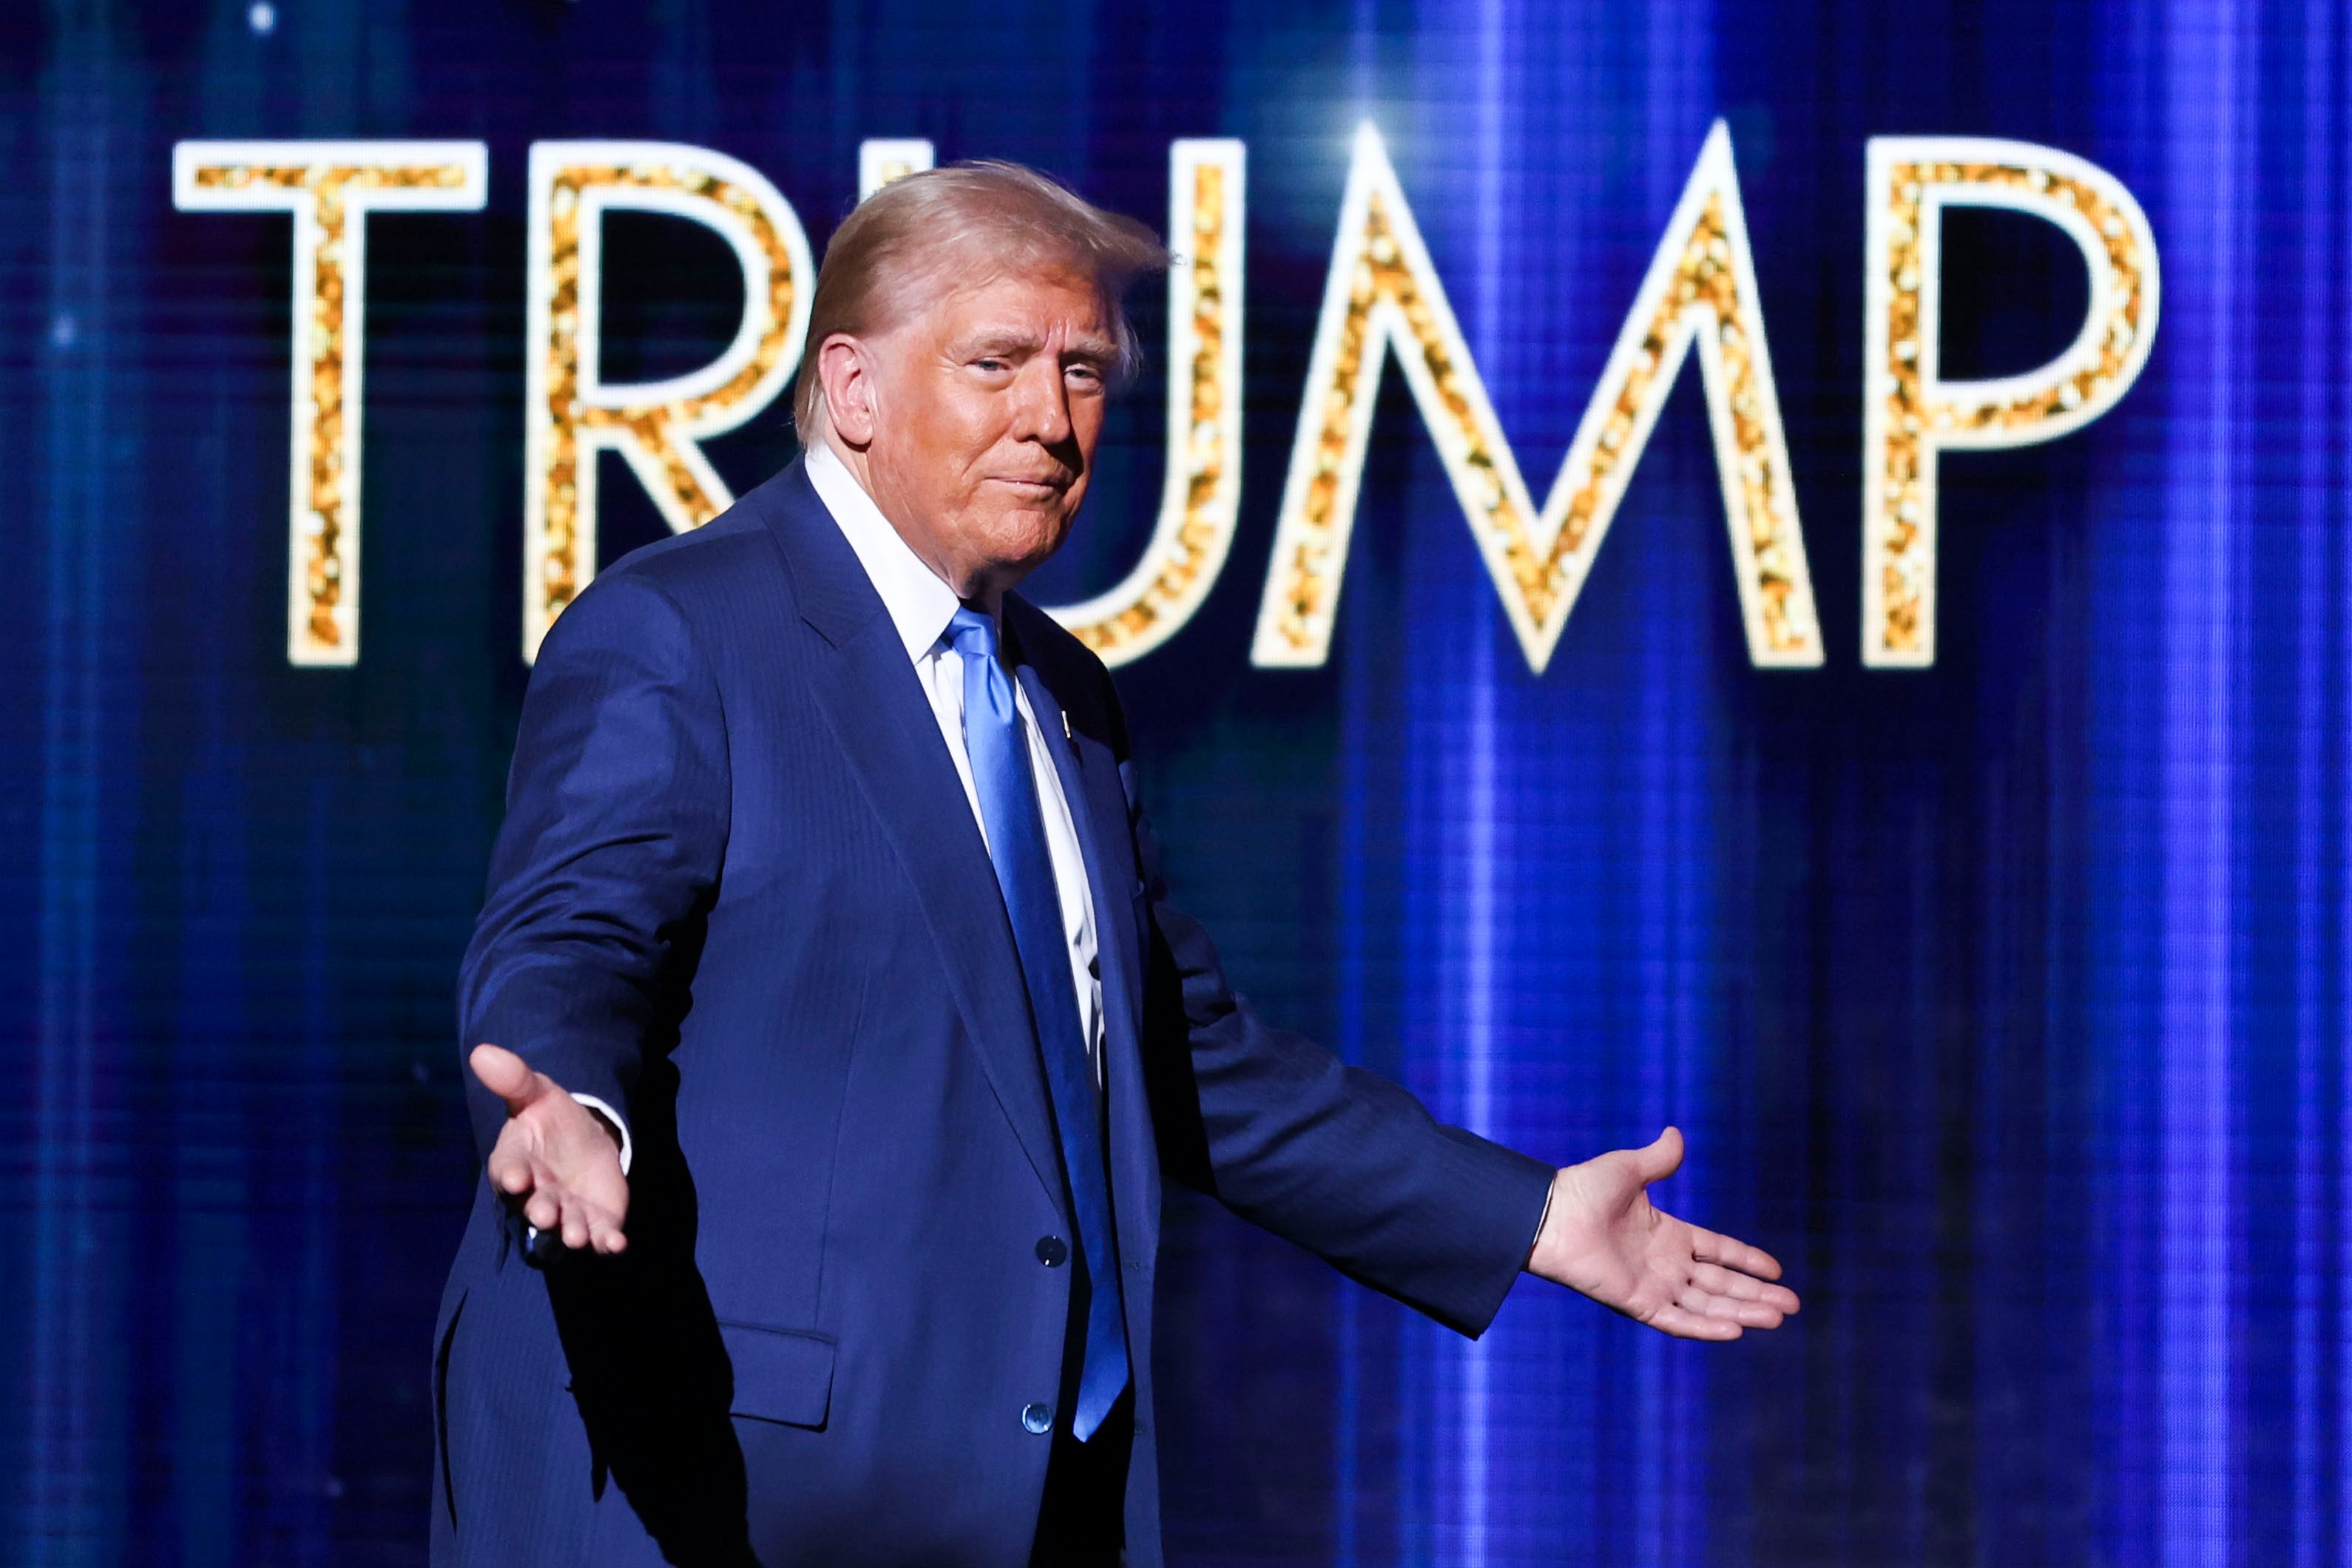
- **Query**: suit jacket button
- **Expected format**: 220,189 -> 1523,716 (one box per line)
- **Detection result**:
1035,1235 -> 1068,1267
1021,1402 -> 1053,1435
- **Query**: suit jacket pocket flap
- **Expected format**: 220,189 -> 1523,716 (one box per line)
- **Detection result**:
719,1322 -> 836,1429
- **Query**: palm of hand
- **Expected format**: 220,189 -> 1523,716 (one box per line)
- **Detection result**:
1528,1128 -> 1798,1341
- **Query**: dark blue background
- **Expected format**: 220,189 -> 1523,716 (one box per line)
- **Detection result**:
4,1 -> 2345,1563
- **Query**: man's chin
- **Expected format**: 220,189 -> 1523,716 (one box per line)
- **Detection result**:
974,516 -> 1076,584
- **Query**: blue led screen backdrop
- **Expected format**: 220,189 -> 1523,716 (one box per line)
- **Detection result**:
3,0 -> 2347,1563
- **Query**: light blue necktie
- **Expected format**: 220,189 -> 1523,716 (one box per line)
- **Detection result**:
944,607 -> 1129,1441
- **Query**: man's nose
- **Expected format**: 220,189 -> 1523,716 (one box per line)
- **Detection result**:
1008,358 -> 1074,446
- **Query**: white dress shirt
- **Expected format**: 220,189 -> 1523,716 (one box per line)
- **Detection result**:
804,439 -> 1106,1088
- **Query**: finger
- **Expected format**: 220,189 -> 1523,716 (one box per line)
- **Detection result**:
591,1182 -> 630,1253
470,1044 -> 548,1119
1690,1261 -> 1771,1300
1631,1126 -> 1686,1185
1689,1226 -> 1784,1282
1692,1262 -> 1802,1314
1675,1284 -> 1749,1320
1677,1284 -> 1785,1329
524,1188 -> 561,1232
1644,1303 -> 1741,1342
487,1131 -> 541,1199
570,1159 -> 629,1237
587,1206 -> 630,1255
560,1200 -> 589,1251
487,1149 -> 535,1197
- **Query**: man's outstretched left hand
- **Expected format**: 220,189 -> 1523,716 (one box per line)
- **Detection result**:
1527,1126 -> 1799,1340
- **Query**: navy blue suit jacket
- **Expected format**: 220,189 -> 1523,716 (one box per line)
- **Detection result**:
431,459 -> 1554,1567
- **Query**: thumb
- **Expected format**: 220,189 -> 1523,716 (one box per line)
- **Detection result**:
1631,1126 -> 1686,1186
469,1044 -> 551,1119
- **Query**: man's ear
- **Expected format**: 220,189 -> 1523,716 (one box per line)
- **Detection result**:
817,334 -> 879,447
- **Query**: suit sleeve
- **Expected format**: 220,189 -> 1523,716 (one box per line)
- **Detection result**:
1122,762 -> 1555,1341
458,572 -> 730,1161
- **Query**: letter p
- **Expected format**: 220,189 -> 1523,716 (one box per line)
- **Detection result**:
1862,137 -> 2160,666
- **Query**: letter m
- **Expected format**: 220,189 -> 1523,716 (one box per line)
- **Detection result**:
1251,122 -> 1822,673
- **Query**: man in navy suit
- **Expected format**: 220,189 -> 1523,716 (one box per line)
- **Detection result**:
432,160 -> 1797,1567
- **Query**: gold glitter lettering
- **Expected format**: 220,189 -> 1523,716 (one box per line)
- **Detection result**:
1043,141 -> 1246,666
173,141 -> 488,666
524,141 -> 814,660
858,139 -> 936,199
1862,138 -> 2160,666
1249,122 -> 1820,674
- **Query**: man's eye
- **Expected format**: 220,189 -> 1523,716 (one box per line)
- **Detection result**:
973,358 -> 1008,374
1066,365 -> 1105,388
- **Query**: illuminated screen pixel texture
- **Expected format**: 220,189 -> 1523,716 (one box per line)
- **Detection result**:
1,1 -> 2342,1564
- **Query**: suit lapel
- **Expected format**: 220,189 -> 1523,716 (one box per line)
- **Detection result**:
757,463 -> 1065,1209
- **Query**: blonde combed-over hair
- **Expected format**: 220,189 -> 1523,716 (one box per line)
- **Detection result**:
791,160 -> 1169,436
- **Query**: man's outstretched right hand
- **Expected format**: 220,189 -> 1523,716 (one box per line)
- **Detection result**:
470,1044 -> 631,1256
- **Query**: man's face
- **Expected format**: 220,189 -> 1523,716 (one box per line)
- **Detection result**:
851,266 -> 1116,605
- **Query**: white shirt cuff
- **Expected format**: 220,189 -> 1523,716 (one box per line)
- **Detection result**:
570,1092 -> 634,1175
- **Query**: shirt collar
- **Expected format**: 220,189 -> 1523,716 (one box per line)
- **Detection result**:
803,436 -> 965,665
